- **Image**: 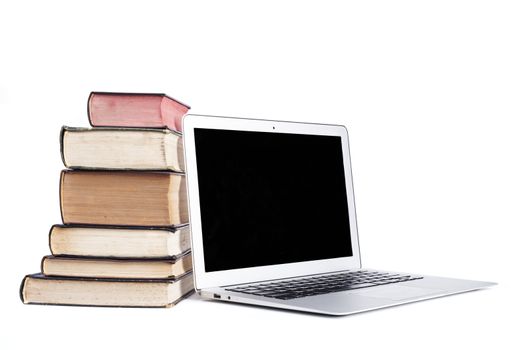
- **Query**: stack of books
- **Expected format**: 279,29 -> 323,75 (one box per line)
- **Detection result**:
20,92 -> 194,307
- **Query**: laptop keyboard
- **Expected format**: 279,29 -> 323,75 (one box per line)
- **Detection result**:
225,270 -> 423,300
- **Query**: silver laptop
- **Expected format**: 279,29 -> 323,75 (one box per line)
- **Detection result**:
182,114 -> 495,316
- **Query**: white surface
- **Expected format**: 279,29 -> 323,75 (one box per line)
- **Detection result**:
0,1 -> 523,349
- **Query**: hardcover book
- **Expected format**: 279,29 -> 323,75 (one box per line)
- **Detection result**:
88,92 -> 190,132
41,253 -> 192,279
49,224 -> 190,258
61,126 -> 184,172
20,272 -> 194,307
20,90 -> 194,308
60,170 -> 188,226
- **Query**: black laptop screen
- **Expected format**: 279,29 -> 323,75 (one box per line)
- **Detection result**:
194,128 -> 353,272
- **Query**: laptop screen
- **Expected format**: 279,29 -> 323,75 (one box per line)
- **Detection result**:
194,128 -> 353,272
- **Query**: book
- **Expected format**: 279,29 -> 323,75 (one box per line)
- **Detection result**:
20,272 -> 194,307
49,224 -> 190,258
41,253 -> 192,279
60,170 -> 188,226
88,92 -> 190,132
21,91 -> 194,309
61,126 -> 184,172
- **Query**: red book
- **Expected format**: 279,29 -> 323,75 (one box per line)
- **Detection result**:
88,92 -> 190,132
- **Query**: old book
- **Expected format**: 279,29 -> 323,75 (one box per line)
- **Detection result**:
60,170 -> 188,226
61,126 -> 184,172
41,253 -> 192,279
88,92 -> 190,132
49,224 -> 190,258
20,272 -> 194,308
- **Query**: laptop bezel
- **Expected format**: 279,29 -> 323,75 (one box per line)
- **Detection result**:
183,114 -> 361,290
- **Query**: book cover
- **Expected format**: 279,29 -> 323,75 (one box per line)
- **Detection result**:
41,252 -> 192,279
20,272 -> 194,308
59,170 -> 188,226
88,92 -> 190,132
60,126 -> 185,172
49,224 -> 190,258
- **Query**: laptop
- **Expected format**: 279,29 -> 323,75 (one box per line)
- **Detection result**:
182,114 -> 495,315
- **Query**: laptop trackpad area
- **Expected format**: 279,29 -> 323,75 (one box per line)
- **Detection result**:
349,285 -> 444,301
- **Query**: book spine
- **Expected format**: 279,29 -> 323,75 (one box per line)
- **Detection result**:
59,126 -> 68,168
40,256 -> 47,274
48,225 -> 55,255
87,92 -> 95,127
58,171 -> 65,225
19,275 -> 29,303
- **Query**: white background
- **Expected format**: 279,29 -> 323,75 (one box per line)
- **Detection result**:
1,1 -> 523,348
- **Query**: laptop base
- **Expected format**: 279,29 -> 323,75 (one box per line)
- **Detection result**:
200,269 -> 495,316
